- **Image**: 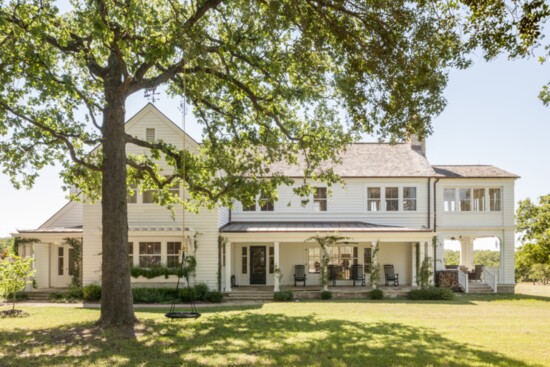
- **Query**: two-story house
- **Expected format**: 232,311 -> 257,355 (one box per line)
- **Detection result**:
14,104 -> 518,294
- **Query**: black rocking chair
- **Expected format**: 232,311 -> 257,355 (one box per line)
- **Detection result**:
384,264 -> 399,286
351,264 -> 365,287
294,265 -> 307,287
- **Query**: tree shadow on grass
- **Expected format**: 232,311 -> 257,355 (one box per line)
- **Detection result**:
0,312 -> 543,367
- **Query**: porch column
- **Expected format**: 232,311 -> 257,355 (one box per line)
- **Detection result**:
411,243 -> 417,286
274,241 -> 280,292
225,241 -> 232,292
371,240 -> 378,289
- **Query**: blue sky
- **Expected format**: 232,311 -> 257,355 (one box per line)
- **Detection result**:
0,54 -> 548,237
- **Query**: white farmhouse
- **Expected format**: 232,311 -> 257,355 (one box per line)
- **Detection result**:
14,104 -> 518,295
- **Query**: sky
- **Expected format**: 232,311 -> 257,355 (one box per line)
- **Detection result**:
0,53 -> 548,239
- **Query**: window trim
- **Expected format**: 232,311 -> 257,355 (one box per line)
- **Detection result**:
443,186 -> 503,213
313,187 -> 328,212
138,242 -> 162,267
385,187 -> 399,212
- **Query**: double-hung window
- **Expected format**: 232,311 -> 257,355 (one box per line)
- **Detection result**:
403,187 -> 417,211
167,242 -> 182,268
242,201 -> 256,211
458,188 -> 471,211
142,189 -> 157,204
128,242 -> 134,267
58,247 -> 64,276
314,187 -> 327,212
127,184 -> 137,204
473,188 -> 485,211
367,187 -> 381,211
259,191 -> 274,211
139,242 -> 161,267
241,247 -> 248,274
308,247 -> 321,273
444,188 -> 456,212
385,187 -> 399,211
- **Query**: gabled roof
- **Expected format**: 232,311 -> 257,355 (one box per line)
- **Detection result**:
220,221 -> 431,233
432,165 -> 519,178
269,143 -> 436,177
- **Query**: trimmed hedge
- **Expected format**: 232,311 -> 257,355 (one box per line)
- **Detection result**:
274,290 -> 293,301
4,292 -> 28,302
130,266 -> 184,279
49,287 -> 84,303
320,291 -> 332,300
132,288 -> 179,303
205,291 -> 224,303
407,287 -> 455,301
370,288 -> 384,300
83,284 -> 102,301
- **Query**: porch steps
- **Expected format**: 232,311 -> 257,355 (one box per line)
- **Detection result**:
224,289 -> 274,301
465,283 -> 495,294
25,288 -> 68,302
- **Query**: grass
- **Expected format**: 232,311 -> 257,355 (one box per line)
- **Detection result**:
1,293 -> 550,366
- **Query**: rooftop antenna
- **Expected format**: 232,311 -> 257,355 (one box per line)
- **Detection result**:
144,87 -> 160,103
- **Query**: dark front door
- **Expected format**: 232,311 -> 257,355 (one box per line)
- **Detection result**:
250,246 -> 266,285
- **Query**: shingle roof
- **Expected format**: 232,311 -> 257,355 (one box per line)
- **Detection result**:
432,165 -> 519,178
17,226 -> 83,234
220,221 -> 431,233
269,143 -> 435,177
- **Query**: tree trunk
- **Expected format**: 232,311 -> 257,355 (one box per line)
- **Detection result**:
97,80 -> 136,328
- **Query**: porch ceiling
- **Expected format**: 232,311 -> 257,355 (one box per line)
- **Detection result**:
220,221 -> 432,233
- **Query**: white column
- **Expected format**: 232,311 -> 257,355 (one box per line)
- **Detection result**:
411,243 -> 417,286
225,241 -> 232,292
274,241 -> 280,292
468,238 -> 475,270
371,240 -> 378,289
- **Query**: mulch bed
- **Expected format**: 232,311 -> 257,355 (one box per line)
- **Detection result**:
0,309 -> 30,318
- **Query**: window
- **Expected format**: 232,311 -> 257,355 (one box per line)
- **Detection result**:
139,242 -> 161,267
473,188 -> 485,211
269,247 -> 274,274
165,176 -> 180,197
259,191 -> 274,211
308,247 -> 321,273
403,187 -> 417,211
58,247 -> 64,276
167,242 -> 182,268
128,242 -> 134,267
68,248 -> 75,276
241,247 -> 247,274
385,187 -> 399,211
142,189 -> 157,204
242,202 -> 256,211
444,188 -> 456,212
489,188 -> 501,211
222,242 -> 226,267
145,128 -> 155,143
314,187 -> 327,212
458,188 -> 471,211
367,187 -> 381,211
364,248 -> 372,274
327,246 -> 358,280
127,184 -> 137,204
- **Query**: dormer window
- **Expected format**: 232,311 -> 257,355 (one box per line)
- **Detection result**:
145,128 -> 155,143
314,187 -> 327,212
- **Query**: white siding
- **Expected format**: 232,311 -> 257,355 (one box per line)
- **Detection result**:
40,201 -> 83,229
232,178 -> 431,229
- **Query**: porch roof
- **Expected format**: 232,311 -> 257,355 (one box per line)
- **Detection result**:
16,226 -> 83,234
220,221 -> 432,233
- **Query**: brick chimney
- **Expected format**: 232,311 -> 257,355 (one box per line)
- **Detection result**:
408,135 -> 426,157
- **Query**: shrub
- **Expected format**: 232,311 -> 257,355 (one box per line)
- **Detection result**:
407,287 -> 454,301
370,288 -> 384,300
49,287 -> 83,303
194,282 -> 210,301
83,284 -> 102,301
179,287 -> 197,302
320,290 -> 332,300
205,291 -> 224,303
132,288 -> 179,303
273,290 -> 293,301
5,291 -> 28,301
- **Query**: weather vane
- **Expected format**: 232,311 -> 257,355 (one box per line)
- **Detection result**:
144,87 -> 160,103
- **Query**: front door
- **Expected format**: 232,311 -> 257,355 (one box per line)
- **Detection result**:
250,246 -> 266,285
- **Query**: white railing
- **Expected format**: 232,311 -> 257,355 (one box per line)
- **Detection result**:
458,269 -> 469,293
482,267 -> 498,293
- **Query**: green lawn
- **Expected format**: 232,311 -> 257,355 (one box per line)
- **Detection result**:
1,293 -> 550,366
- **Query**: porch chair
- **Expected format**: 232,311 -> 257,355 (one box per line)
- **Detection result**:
351,264 -> 365,287
384,264 -> 399,286
294,265 -> 307,287
469,265 -> 484,282
328,265 -> 338,286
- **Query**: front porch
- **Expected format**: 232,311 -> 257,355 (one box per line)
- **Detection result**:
224,285 -> 416,301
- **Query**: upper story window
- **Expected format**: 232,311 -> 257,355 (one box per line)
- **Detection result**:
385,187 -> 398,211
444,188 -> 456,212
259,191 -> 274,211
142,189 -> 157,204
367,187 -> 381,211
127,184 -> 137,204
165,176 -> 180,198
444,187 -> 502,212
403,187 -> 417,211
458,188 -> 471,211
145,128 -> 155,143
314,187 -> 327,212
489,188 -> 501,211
242,202 -> 256,211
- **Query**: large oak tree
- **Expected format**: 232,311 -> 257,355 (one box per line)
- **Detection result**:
1,1 -> 472,329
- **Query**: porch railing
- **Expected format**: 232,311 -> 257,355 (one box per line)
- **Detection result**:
458,269 -> 469,293
482,267 -> 498,293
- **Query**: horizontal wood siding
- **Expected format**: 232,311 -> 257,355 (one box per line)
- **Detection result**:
40,201 -> 83,229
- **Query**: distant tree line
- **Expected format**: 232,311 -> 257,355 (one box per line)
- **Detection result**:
444,250 -> 500,268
